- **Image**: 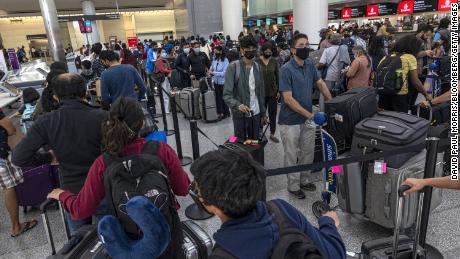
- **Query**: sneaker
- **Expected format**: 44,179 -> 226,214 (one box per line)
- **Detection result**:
288,189 -> 306,199
269,134 -> 280,143
300,183 -> 317,192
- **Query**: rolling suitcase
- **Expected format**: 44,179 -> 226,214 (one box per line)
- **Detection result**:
325,87 -> 377,143
336,159 -> 365,214
181,220 -> 213,259
365,150 -> 443,229
41,199 -> 108,259
180,88 -> 201,119
16,165 -> 60,211
200,90 -> 219,123
361,185 -> 426,259
351,111 -> 430,168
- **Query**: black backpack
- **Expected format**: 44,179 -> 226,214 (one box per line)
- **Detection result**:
373,54 -> 404,95
211,200 -> 324,259
103,141 -> 182,259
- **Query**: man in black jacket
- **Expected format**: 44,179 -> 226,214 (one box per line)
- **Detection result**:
187,41 -> 211,80
174,43 -> 191,89
12,73 -> 107,233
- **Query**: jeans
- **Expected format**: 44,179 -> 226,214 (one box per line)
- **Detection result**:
66,198 -> 108,234
214,84 -> 230,116
232,114 -> 261,140
265,95 -> 278,135
279,122 -> 316,191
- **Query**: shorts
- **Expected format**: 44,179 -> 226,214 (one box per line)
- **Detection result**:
0,157 -> 24,190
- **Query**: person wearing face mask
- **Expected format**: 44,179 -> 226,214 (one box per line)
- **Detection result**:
279,33 -> 332,199
155,48 -> 173,114
256,42 -> 280,143
187,41 -> 211,81
174,43 -> 191,89
80,60 -> 97,86
223,36 -> 267,140
210,45 -> 230,120
99,50 -> 146,110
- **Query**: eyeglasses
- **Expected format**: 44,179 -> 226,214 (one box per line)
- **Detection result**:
189,181 -> 213,215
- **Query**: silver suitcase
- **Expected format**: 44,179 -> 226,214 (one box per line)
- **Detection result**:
180,88 -> 201,119
365,150 -> 444,229
336,159 -> 365,214
200,90 -> 219,123
181,220 -> 213,259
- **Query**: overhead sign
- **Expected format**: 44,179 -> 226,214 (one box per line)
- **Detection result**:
288,15 -> 294,24
328,10 -> 340,20
256,19 -> 262,27
127,37 -> 138,48
350,6 -> 366,18
277,16 -> 283,25
58,14 -> 120,22
266,17 -> 271,26
438,0 -> 457,11
85,20 -> 92,33
398,1 -> 415,14
414,0 -> 438,13
26,34 -> 47,40
342,8 -> 352,19
366,5 -> 379,17
378,3 -> 398,16
248,20 -> 254,28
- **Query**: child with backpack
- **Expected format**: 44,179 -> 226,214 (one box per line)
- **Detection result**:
190,149 -> 346,259
16,87 -> 40,135
47,97 -> 190,259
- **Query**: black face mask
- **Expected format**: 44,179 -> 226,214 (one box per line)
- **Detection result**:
295,47 -> 310,60
263,52 -> 272,58
244,50 -> 256,60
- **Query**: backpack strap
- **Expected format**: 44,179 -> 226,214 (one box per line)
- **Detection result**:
231,60 -> 241,87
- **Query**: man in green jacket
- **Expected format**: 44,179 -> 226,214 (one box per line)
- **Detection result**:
224,36 -> 266,140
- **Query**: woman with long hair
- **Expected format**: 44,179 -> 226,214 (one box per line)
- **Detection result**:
47,97 -> 190,259
210,45 -> 230,120
345,46 -> 372,89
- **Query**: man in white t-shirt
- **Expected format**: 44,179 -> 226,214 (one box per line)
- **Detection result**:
224,36 -> 267,140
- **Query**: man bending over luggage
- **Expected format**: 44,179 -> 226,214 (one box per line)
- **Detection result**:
47,97 -> 190,259
12,74 -> 107,233
190,149 -> 346,259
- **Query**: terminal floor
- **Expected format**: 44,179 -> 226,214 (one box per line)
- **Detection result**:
0,109 -> 459,259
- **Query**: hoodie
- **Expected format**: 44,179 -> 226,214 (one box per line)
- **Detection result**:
213,199 -> 346,259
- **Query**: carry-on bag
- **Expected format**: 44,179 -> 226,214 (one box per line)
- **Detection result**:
351,111 -> 430,168
41,199 -> 108,259
325,87 -> 377,143
361,185 -> 426,259
336,159 -> 365,214
181,220 -> 213,259
365,150 -> 443,229
200,90 -> 219,123
180,87 -> 201,119
16,165 -> 59,210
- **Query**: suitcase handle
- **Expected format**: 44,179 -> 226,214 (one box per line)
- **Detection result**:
40,198 -> 58,213
398,185 -> 411,197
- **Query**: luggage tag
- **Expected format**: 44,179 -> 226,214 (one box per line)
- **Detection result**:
334,113 -> 343,122
331,165 -> 343,174
373,160 -> 387,175
228,136 -> 238,143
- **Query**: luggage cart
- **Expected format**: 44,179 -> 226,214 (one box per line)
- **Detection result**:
311,113 -> 339,219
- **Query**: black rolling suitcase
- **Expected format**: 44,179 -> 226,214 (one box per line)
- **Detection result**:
41,199 -> 108,259
325,87 -> 377,143
181,220 -> 213,259
351,111 -> 430,168
360,185 -> 425,259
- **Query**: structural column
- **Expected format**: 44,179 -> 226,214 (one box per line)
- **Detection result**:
39,0 -> 66,62
81,0 -> 101,44
293,0 -> 328,47
221,0 -> 243,41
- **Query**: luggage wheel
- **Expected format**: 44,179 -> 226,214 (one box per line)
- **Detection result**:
312,201 -> 331,219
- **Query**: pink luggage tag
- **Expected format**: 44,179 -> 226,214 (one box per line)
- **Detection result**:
374,160 -> 387,175
229,137 -> 238,143
331,165 -> 343,174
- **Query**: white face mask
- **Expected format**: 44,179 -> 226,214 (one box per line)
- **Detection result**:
183,48 -> 190,54
161,52 -> 168,58
193,48 -> 201,54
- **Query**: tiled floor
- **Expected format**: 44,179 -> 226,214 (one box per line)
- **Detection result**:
0,108 -> 459,259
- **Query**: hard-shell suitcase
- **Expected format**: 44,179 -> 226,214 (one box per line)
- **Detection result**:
200,90 -> 219,123
351,111 -> 430,168
16,165 -> 59,210
361,185 -> 426,259
325,87 -> 377,143
180,88 -> 201,119
365,150 -> 443,229
181,220 -> 213,259
336,159 -> 365,214
41,199 -> 108,259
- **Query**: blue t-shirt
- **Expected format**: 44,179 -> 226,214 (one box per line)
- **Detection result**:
100,64 -> 146,104
278,58 -> 320,125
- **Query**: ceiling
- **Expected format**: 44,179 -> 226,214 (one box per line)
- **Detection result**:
0,0 -> 171,16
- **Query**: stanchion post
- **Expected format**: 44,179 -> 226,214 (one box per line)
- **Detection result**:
419,137 -> 439,247
171,96 -> 192,166
190,120 -> 200,160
